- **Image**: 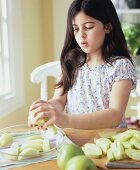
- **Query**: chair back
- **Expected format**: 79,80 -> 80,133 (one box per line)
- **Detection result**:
30,60 -> 60,100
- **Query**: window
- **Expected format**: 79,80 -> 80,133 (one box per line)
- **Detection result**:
0,0 -> 24,117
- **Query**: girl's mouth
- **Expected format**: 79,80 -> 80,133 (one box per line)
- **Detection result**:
80,42 -> 88,47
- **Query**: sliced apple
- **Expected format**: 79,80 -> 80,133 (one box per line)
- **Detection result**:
125,149 -> 140,161
4,142 -> 19,161
0,133 -> 13,147
82,143 -> 102,158
18,148 -> 40,160
107,148 -> 115,161
111,129 -> 133,142
10,142 -> 19,155
122,141 -> 133,149
130,137 -> 140,149
94,137 -> 112,155
20,142 -> 43,152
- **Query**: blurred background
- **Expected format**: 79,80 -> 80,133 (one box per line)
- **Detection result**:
0,0 -> 139,128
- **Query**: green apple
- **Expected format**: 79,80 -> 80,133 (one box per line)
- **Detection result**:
65,155 -> 97,170
57,143 -> 85,170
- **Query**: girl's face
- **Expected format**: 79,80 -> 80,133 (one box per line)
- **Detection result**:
72,11 -> 108,55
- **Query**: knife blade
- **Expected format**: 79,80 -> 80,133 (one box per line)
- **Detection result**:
106,161 -> 140,169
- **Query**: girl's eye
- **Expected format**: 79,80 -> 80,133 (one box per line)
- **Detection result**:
84,26 -> 93,30
73,28 -> 79,31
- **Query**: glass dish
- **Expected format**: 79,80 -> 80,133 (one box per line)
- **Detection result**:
0,124 -> 66,162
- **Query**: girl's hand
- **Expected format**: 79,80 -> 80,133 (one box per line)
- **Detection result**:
28,100 -> 49,128
28,99 -> 69,129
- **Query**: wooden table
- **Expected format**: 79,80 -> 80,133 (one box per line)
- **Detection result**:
10,128 -> 138,170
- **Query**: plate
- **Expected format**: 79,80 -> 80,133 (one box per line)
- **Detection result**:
0,124 -> 66,162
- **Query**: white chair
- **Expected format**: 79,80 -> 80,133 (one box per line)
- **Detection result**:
30,60 -> 61,101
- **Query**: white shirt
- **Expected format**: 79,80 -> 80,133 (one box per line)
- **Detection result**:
66,58 -> 137,128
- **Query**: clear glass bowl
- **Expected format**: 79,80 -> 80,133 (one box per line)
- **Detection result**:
0,124 -> 66,162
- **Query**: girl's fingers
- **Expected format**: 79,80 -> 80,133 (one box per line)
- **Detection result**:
35,112 -> 47,121
29,101 -> 54,113
29,100 -> 48,111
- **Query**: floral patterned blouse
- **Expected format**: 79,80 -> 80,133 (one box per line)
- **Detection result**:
66,58 -> 137,128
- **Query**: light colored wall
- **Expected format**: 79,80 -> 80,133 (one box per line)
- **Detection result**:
0,0 -> 53,128
53,0 -> 71,59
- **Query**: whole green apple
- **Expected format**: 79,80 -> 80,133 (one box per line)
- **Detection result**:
57,143 -> 85,170
65,155 -> 97,170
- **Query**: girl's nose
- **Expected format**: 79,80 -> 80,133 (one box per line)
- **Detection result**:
79,29 -> 86,38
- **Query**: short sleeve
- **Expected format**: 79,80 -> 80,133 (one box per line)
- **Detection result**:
113,58 -> 137,89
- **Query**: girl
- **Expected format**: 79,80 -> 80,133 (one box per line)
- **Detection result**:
28,0 -> 136,130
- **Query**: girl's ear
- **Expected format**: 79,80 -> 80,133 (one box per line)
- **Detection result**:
105,23 -> 112,34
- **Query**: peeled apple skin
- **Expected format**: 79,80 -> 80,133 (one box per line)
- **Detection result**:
43,140 -> 51,152
57,143 -> 85,170
65,155 -> 97,170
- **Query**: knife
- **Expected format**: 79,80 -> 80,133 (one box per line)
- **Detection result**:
106,161 -> 140,169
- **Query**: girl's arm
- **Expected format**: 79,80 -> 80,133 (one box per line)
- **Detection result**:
65,79 -> 132,129
48,86 -> 67,112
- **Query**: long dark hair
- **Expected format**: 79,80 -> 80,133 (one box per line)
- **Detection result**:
56,0 -> 133,95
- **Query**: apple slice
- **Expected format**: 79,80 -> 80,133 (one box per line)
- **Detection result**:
94,137 -> 112,155
4,142 -> 19,161
125,149 -> 140,161
0,133 -> 13,147
20,142 -> 43,152
107,148 -> 115,162
10,142 -> 19,155
110,141 -> 127,161
122,141 -> 133,149
111,129 -> 133,142
110,142 -> 118,160
18,148 -> 40,160
130,137 -> 140,149
134,133 -> 140,142
82,143 -> 102,158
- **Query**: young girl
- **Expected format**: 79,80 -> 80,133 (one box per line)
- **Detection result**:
28,0 -> 136,130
